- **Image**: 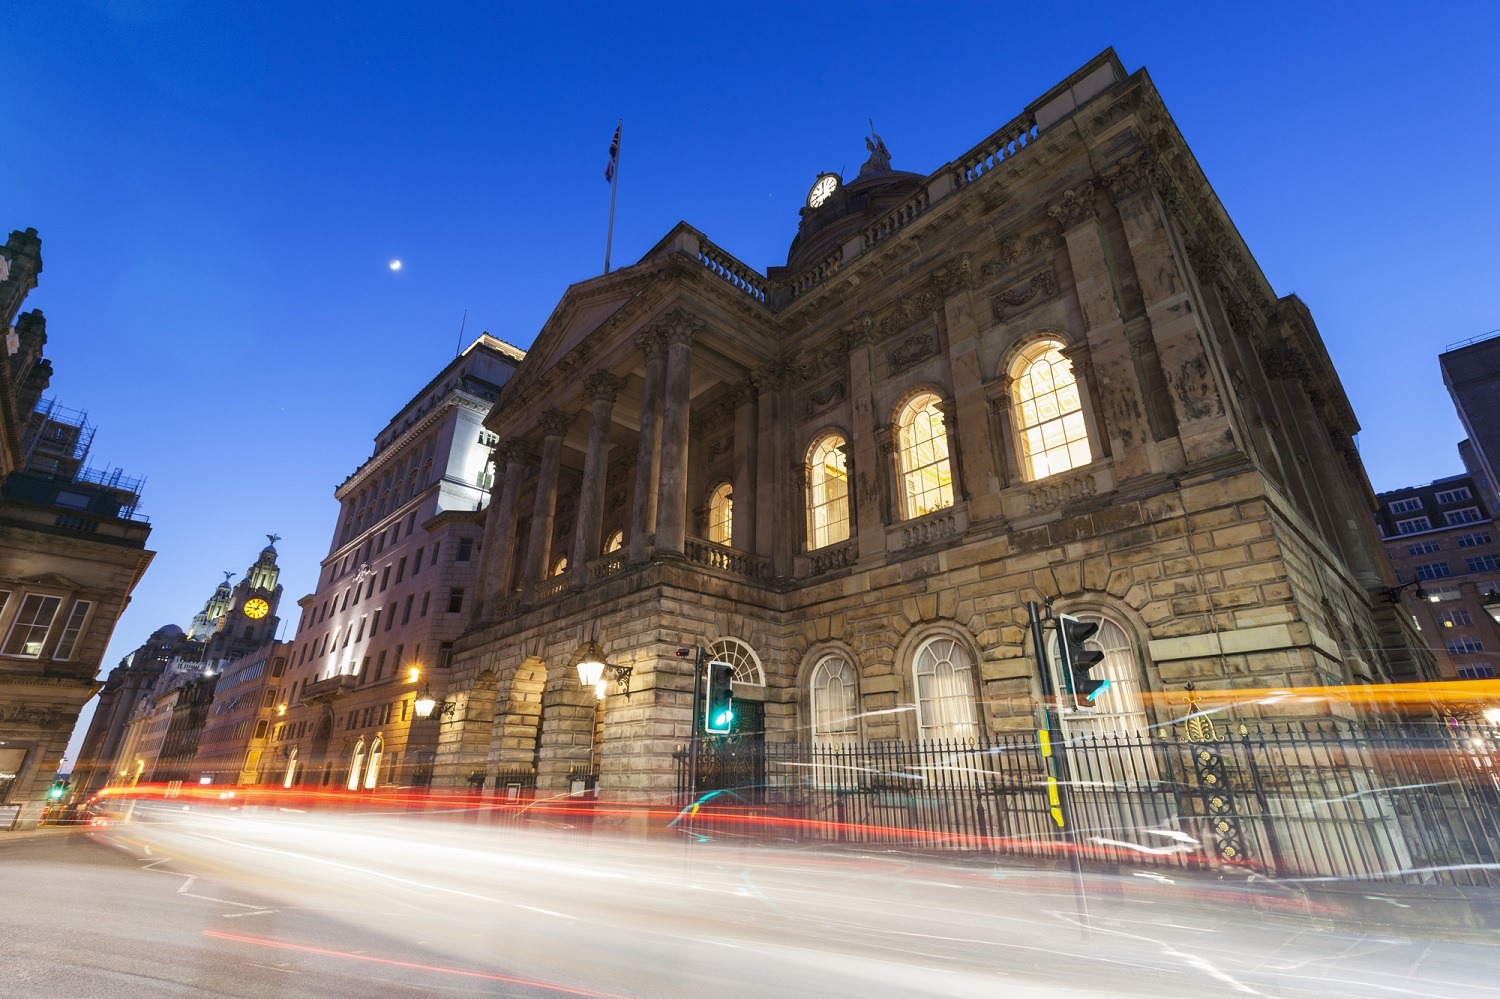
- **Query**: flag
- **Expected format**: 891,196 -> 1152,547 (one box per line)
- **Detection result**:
604,124 -> 620,183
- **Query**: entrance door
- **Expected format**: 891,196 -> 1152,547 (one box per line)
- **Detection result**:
695,698 -> 765,800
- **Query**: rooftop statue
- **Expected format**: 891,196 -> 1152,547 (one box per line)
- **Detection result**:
859,120 -> 891,176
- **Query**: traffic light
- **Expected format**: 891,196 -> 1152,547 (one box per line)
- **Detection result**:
47,778 -> 69,801
704,661 -> 735,734
1055,613 -> 1109,709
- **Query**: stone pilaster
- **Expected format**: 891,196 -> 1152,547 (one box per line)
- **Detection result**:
731,379 -> 758,553
938,259 -> 1002,520
476,438 -> 528,621
653,313 -> 699,556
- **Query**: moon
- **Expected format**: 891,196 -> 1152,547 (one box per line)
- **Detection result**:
389,260 -> 402,271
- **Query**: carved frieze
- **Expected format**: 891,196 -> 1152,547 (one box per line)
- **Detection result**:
872,288 -> 941,341
888,333 -> 937,373
1023,473 -> 1097,514
804,378 -> 847,417
709,435 -> 734,458
990,270 -> 1057,324
1261,347 -> 1311,381
931,252 -> 973,295
0,704 -> 66,727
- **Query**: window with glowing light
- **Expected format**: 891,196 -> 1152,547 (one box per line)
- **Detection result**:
896,393 -> 953,520
1011,339 -> 1091,480
707,483 -> 733,546
2,593 -> 62,657
364,737 -> 383,789
603,530 -> 624,554
806,434 -> 849,549
347,739 -> 366,790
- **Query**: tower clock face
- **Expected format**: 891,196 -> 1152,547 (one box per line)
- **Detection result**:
807,174 -> 839,208
243,597 -> 270,620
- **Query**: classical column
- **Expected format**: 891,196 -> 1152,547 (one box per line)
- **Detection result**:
753,364 -> 782,561
934,395 -> 967,506
476,438 -> 527,622
628,330 -> 668,563
938,258 -> 1002,521
653,313 -> 698,556
522,409 -> 571,589
570,370 -> 621,587
731,378 -> 758,553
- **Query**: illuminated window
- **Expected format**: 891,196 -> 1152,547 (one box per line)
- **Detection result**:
2,594 -> 62,657
707,483 -> 733,546
550,557 -> 568,577
806,434 -> 849,549
1011,339 -> 1091,480
810,654 -> 858,746
707,636 -> 765,686
911,636 -> 977,741
603,530 -> 624,554
895,393 -> 953,519
283,747 -> 298,788
364,737 -> 383,790
347,739 -> 366,791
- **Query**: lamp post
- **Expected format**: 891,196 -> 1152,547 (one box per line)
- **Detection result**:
413,683 -> 457,720
572,638 -> 632,699
1384,575 -> 1434,604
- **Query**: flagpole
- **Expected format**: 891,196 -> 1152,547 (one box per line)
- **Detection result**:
604,120 -> 622,274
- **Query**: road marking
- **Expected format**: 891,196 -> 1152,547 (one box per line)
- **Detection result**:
244,962 -> 298,974
223,909 -> 279,918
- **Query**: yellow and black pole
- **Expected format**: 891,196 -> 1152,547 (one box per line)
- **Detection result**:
1028,598 -> 1091,938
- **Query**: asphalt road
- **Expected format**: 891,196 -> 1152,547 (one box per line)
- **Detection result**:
2,806 -> 1496,998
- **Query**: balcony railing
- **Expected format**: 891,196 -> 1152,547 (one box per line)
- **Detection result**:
587,549 -> 627,581
685,536 -> 769,580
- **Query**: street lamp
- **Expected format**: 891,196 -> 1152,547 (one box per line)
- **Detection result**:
573,638 -> 631,699
1384,575 -> 1434,603
413,682 -> 457,719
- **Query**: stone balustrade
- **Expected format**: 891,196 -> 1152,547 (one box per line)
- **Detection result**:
685,536 -> 770,579
534,574 -> 569,603
697,239 -> 768,303
860,187 -> 931,252
900,510 -> 959,549
950,112 -> 1038,188
795,539 -> 858,577
588,550 -> 627,581
492,593 -> 521,620
787,248 -> 844,302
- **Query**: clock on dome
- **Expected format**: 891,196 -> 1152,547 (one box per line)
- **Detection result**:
806,173 -> 840,209
243,597 -> 270,620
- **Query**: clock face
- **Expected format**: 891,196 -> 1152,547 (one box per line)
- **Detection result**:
807,174 -> 839,208
243,597 -> 270,620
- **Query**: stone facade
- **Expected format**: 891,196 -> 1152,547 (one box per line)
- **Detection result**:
434,50 -> 1419,802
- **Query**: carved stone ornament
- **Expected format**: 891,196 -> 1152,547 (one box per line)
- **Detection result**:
731,379 -> 758,408
494,438 -> 531,467
1261,346 -> 1311,381
1023,472 -> 1097,514
633,328 -> 669,361
752,361 -> 790,391
877,425 -> 898,456
0,704 -> 66,727
539,409 -> 573,437
1100,153 -> 1151,200
805,378 -> 847,417
1227,300 -> 1262,338
709,435 -> 734,458
655,307 -> 704,347
1046,181 -> 1096,231
874,289 -> 941,341
583,369 -> 623,403
888,333 -> 937,373
931,252 -> 973,295
990,270 -> 1057,324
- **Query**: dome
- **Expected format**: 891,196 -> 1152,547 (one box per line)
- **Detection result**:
785,131 -> 924,273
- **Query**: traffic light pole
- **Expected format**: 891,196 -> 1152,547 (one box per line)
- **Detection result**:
1028,599 -> 1091,939
685,645 -> 705,806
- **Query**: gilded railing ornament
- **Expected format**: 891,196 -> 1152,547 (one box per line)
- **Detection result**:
1180,683 -> 1250,868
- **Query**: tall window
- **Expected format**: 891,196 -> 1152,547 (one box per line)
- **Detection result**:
283,747 -> 298,788
810,654 -> 858,746
347,739 -> 366,791
603,530 -> 624,554
52,600 -> 91,660
707,483 -> 733,546
912,635 -> 978,741
896,393 -> 953,519
364,737 -> 383,790
3,594 -> 62,657
1011,339 -> 1091,480
806,434 -> 850,549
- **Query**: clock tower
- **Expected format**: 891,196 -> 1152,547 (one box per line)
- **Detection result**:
205,535 -> 284,662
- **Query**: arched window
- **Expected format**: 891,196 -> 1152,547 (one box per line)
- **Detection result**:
364,737 -> 383,790
912,635 -> 978,742
282,747 -> 298,789
707,483 -> 733,546
896,393 -> 954,519
1011,339 -> 1091,480
347,738 -> 366,791
1053,613 -> 1150,738
550,556 -> 568,577
806,434 -> 850,549
603,530 -> 624,554
810,654 -> 858,746
707,637 -> 765,687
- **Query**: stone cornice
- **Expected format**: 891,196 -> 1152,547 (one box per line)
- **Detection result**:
336,390 -> 489,500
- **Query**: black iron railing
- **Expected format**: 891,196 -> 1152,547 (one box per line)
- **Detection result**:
674,722 -> 1500,887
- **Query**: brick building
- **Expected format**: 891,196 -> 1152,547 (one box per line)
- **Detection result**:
429,49 -> 1420,803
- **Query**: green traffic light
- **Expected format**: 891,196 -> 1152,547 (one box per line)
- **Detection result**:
712,708 -> 734,728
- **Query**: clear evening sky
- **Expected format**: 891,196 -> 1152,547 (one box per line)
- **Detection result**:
4,2 -> 1497,765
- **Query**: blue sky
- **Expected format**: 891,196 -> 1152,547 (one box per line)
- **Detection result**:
5,2 -> 1497,763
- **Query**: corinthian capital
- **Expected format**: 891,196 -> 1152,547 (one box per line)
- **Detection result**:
1046,181 -> 1097,231
633,328 -> 669,361
654,307 -> 704,347
538,409 -> 573,438
584,370 -> 622,403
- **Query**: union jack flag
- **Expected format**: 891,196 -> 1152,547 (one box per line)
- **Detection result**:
604,124 -> 621,183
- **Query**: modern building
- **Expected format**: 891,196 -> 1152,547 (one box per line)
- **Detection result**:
432,49 -> 1420,803
0,226 -> 155,828
1378,474 -> 1500,680
272,334 -> 521,792
1440,331 -> 1500,511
